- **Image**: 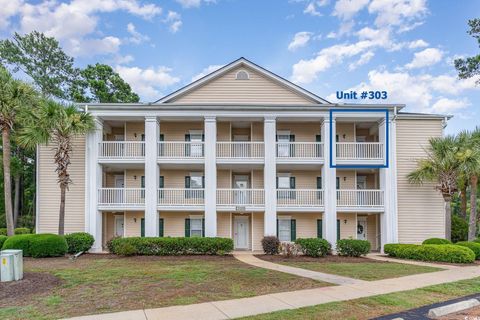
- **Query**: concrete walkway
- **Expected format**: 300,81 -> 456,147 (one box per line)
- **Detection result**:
233,252 -> 367,285
64,257 -> 480,320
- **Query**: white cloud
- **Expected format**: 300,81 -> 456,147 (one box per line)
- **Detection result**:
303,0 -> 328,16
175,0 -> 216,8
288,31 -> 313,51
115,65 -> 180,101
1,0 -> 162,57
191,64 -> 224,82
348,51 -> 374,70
164,10 -> 182,33
0,0 -> 23,29
368,0 -> 427,28
405,47 -> 443,69
430,98 -> 470,114
126,23 -> 150,44
408,39 -> 429,49
333,0 -> 369,20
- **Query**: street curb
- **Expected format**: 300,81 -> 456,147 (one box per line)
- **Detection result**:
428,298 -> 480,318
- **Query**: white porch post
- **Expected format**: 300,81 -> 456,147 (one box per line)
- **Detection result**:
204,116 -> 217,237
322,117 -> 337,246
264,117 -> 277,236
87,117 -> 103,252
144,117 -> 159,236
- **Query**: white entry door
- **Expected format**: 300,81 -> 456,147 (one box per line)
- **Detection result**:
234,217 -> 249,249
115,216 -> 124,237
357,217 -> 367,240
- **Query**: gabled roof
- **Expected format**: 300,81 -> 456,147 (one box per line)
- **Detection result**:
154,57 -> 330,104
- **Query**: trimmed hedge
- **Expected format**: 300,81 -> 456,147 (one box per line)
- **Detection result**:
0,227 -> 32,236
384,243 -> 475,263
261,236 -> 280,255
108,237 -> 234,256
456,241 -> 480,260
0,235 -> 7,249
422,238 -> 452,245
0,228 -> 6,236
2,234 -> 68,258
64,232 -> 95,254
295,238 -> 331,257
336,239 -> 371,257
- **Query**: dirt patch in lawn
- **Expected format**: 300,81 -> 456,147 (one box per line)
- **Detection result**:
0,272 -> 61,305
257,254 -> 383,264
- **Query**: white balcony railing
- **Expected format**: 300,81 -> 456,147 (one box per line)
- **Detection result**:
98,188 -> 145,207
216,142 -> 264,159
158,142 -> 204,159
157,188 -> 205,206
99,141 -> 145,159
216,189 -> 264,206
276,142 -> 323,159
336,142 -> 383,160
336,189 -> 384,207
276,189 -> 324,207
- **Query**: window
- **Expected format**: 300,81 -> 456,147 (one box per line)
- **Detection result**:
185,172 -> 204,199
278,219 -> 291,242
236,70 -> 249,80
190,172 -> 203,189
278,176 -> 290,189
190,218 -> 203,237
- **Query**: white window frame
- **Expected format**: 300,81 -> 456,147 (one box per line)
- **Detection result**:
235,70 -> 250,80
278,217 -> 291,242
277,173 -> 291,190
190,215 -> 203,237
189,172 -> 203,189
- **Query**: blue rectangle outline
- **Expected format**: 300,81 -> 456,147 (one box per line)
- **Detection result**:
329,109 -> 389,169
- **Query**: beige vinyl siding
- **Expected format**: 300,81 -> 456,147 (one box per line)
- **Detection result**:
124,211 -> 143,237
37,135 -> 85,234
103,212 -> 117,245
396,119 -> 445,243
366,215 -> 379,250
252,212 -> 264,251
217,122 -> 230,141
217,212 -> 230,238
356,128 -> 377,142
336,123 -> 355,142
277,213 -> 322,239
252,170 -> 264,189
161,122 -> 204,141
276,123 -> 321,142
173,66 -> 317,105
217,170 -> 231,188
337,213 -> 356,239
125,122 -> 144,141
232,127 -> 250,138
337,170 -> 356,189
284,170 -> 321,189
105,127 -> 124,141
162,170 -> 203,188
160,212 -> 203,237
252,122 -> 264,141
125,170 -> 144,188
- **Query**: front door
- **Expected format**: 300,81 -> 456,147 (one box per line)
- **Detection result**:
234,217 -> 249,249
233,175 -> 249,204
115,216 -> 124,237
357,217 -> 367,240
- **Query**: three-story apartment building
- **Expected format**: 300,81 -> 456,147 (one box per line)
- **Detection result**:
37,58 -> 449,252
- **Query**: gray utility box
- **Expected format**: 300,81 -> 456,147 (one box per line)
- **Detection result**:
1,249 -> 23,281
0,253 -> 14,282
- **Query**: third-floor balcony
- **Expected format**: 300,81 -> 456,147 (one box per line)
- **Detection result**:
157,141 -> 205,163
336,142 -> 384,163
216,142 -> 264,163
276,142 -> 324,162
98,141 -> 145,162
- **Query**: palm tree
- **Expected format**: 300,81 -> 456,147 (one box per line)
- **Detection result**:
457,128 -> 480,240
408,136 -> 460,241
19,100 -> 94,235
0,67 -> 36,236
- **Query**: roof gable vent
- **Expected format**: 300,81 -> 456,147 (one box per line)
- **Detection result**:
235,70 -> 249,80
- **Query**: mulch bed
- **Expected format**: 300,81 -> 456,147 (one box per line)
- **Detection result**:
257,254 -> 388,264
0,272 -> 62,306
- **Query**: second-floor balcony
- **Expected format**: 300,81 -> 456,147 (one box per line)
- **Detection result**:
276,142 -> 323,162
98,188 -> 145,209
157,188 -> 205,210
336,189 -> 384,211
276,189 -> 324,211
335,142 -> 384,165
157,142 -> 204,162
98,141 -> 145,162
216,142 -> 264,162
216,188 -> 265,210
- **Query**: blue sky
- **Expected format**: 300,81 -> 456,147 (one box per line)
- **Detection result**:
0,0 -> 479,134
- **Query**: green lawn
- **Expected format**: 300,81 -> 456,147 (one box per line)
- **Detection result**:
241,277 -> 480,320
0,255 -> 328,320
258,255 -> 441,281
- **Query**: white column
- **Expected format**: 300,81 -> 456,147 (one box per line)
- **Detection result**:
264,117 -> 277,236
204,116 -> 217,237
87,117 -> 103,252
322,117 -> 337,246
144,117 -> 159,236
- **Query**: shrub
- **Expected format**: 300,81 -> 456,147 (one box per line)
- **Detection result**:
422,238 -> 452,245
106,236 -> 119,253
14,227 -> 31,234
336,239 -> 371,257
261,236 -> 280,255
295,238 -> 331,257
456,241 -> 480,260
64,232 -> 95,254
0,228 -> 7,236
109,237 -> 234,256
452,215 -> 468,243
2,234 -> 68,258
0,235 -> 7,249
383,243 -> 475,263
280,242 -> 300,257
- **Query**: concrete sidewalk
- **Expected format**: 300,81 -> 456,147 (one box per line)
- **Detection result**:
64,257 -> 480,320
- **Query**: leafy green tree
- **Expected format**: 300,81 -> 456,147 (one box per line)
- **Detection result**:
19,101 -> 94,235
71,64 -> 140,103
0,31 -> 78,98
455,18 -> 480,83
0,66 -> 37,236
408,136 -> 460,240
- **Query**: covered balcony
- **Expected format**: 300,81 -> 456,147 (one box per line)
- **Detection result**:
216,189 -> 265,211
97,188 -> 145,210
275,122 -> 323,163
276,189 -> 324,211
157,188 -> 205,210
216,120 -> 264,163
157,121 -> 205,163
98,121 -> 145,162
336,189 -> 384,211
